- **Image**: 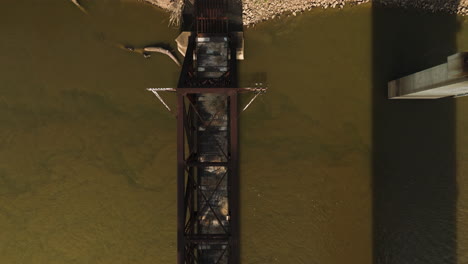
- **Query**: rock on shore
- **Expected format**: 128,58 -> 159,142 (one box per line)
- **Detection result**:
142,0 -> 468,25
142,0 -> 177,11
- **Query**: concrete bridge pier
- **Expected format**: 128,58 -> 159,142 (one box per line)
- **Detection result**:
388,52 -> 468,99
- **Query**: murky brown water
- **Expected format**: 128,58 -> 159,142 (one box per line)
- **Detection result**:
1,1 -> 468,263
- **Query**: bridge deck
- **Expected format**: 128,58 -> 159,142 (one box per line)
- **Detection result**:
196,93 -> 230,263
176,0 -> 239,263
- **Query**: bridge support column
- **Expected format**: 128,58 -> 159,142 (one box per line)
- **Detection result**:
388,52 -> 468,99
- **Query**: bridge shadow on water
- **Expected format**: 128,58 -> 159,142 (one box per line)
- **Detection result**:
372,2 -> 460,264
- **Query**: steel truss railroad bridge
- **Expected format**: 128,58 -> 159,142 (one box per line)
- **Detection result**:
148,0 -> 265,263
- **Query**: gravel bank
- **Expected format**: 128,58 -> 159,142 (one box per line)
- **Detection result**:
141,0 -> 176,11
142,0 -> 468,25
242,0 -> 369,25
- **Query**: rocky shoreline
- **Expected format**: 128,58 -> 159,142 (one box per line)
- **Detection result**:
143,0 -> 468,25
242,0 -> 369,25
242,0 -> 468,25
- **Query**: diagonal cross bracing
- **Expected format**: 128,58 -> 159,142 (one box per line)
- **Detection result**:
176,1 -> 239,263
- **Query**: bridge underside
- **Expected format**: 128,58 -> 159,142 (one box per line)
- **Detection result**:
176,1 -> 239,263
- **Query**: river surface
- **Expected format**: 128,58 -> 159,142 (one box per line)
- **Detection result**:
1,1 -> 468,263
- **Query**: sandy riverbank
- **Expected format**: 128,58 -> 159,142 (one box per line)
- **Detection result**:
142,0 -> 468,25
141,0 -> 175,10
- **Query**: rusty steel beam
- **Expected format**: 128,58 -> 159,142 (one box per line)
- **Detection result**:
186,234 -> 230,243
177,88 -> 238,95
177,94 -> 186,264
228,93 -> 239,264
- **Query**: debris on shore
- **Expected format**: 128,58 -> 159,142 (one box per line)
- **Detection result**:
144,46 -> 181,66
70,0 -> 88,14
116,43 -> 181,66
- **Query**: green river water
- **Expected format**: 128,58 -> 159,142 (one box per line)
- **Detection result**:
1,0 -> 468,263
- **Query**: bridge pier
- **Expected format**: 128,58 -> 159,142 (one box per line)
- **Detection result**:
388,52 -> 468,99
